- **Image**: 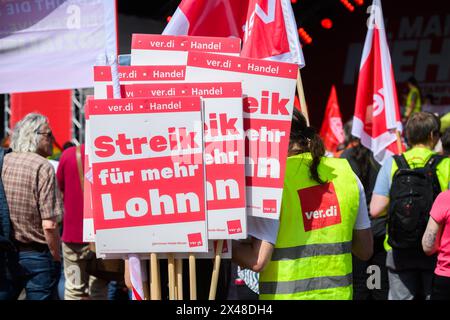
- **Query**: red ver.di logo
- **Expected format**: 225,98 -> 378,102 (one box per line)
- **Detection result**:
262,199 -> 277,214
188,233 -> 203,247
298,182 -> 341,232
227,220 -> 242,235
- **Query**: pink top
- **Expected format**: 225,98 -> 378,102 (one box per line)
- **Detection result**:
57,145 -> 85,243
430,190 -> 450,277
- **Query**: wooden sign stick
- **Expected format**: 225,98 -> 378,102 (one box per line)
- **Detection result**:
208,240 -> 224,300
176,259 -> 183,300
143,279 -> 150,300
168,253 -> 176,300
189,254 -> 197,300
150,253 -> 161,300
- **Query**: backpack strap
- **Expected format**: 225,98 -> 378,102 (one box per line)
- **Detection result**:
425,154 -> 445,195
425,154 -> 445,171
393,154 -> 410,170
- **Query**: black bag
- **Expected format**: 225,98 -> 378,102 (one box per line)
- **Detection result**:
387,154 -> 444,249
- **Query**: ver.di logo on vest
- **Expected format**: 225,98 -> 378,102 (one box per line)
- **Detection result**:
298,182 -> 342,232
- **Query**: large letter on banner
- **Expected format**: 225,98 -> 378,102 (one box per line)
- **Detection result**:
186,51 -> 297,220
0,0 -> 117,93
163,0 -> 305,67
88,96 -> 208,254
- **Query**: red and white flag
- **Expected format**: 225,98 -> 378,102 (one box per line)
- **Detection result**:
352,0 -> 403,164
129,254 -> 145,300
163,0 -> 305,67
319,86 -> 344,153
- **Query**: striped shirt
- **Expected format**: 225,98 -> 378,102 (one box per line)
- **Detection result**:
1,152 -> 63,244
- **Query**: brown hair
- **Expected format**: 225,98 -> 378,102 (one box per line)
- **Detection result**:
405,112 -> 440,146
289,108 -> 326,184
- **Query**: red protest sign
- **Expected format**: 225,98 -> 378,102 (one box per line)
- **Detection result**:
131,34 -> 241,66
185,51 -> 297,220
120,82 -> 247,240
93,65 -> 186,99
87,96 -> 208,253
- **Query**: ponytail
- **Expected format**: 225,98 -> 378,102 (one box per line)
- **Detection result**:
309,133 -> 326,184
290,109 -> 326,184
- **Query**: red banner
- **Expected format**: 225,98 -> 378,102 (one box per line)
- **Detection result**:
10,90 -> 72,149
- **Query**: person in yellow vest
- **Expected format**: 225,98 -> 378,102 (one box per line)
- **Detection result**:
232,109 -> 373,300
404,77 -> 422,121
370,112 -> 450,300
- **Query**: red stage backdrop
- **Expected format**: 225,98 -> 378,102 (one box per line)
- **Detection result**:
10,90 -> 72,148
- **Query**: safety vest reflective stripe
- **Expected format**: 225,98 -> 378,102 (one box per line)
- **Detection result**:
260,273 -> 353,295
271,241 -> 352,261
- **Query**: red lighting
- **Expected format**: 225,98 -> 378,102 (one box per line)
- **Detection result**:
166,16 -> 172,22
354,0 -> 364,5
321,18 -> 333,29
298,28 -> 313,45
340,0 -> 355,12
291,0 -> 298,3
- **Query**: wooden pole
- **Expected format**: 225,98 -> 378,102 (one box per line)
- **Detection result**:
150,253 -> 161,300
396,130 -> 403,154
143,280 -> 150,300
168,254 -> 176,300
189,254 -> 197,300
297,69 -> 310,126
176,259 -> 183,300
208,240 -> 223,300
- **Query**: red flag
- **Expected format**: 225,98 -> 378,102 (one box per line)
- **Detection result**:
320,86 -> 344,153
163,0 -> 305,67
352,0 -> 402,164
129,254 -> 145,300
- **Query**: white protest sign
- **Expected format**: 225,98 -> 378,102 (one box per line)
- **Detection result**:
88,96 -> 208,253
185,51 -> 297,219
114,82 -> 247,240
130,34 -> 241,66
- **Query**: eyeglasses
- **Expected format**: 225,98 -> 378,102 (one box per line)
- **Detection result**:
37,131 -> 53,138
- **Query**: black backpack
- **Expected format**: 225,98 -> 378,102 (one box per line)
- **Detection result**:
387,154 -> 444,250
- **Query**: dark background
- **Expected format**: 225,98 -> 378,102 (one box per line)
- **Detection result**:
117,0 -> 450,129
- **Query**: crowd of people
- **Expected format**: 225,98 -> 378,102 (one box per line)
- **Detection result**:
1,103 -> 449,300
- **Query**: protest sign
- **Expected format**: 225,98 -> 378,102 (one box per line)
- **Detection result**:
93,65 -> 187,99
185,51 -> 297,219
88,96 -> 208,253
112,82 -> 247,240
84,66 -> 186,241
130,34 -> 241,66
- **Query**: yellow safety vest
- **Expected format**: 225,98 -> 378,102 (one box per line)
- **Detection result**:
259,153 -> 359,300
384,147 -> 450,251
405,87 -> 421,115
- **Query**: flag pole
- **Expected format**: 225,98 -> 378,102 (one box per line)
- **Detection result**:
208,240 -> 223,300
396,130 -> 403,154
189,254 -> 197,300
297,69 -> 310,126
